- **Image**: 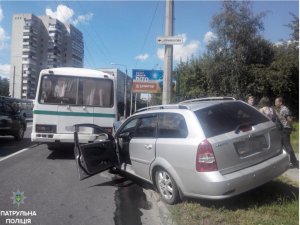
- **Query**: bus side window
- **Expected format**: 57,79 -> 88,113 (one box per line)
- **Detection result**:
77,79 -> 84,105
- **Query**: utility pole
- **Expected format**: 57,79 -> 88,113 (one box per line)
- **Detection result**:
124,67 -> 127,118
162,0 -> 174,105
12,66 -> 15,98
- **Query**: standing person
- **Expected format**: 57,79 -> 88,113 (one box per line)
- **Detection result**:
275,97 -> 298,168
246,95 -> 255,107
258,97 -> 276,121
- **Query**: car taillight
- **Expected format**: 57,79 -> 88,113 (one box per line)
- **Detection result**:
196,139 -> 218,172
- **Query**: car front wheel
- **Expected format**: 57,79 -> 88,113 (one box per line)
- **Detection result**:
155,168 -> 180,205
14,125 -> 25,141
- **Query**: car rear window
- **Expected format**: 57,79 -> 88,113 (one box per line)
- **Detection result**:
158,113 -> 188,138
194,101 -> 269,138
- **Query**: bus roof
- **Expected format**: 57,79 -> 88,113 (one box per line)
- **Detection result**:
40,67 -> 114,79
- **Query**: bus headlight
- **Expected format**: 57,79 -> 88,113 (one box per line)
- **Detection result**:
36,124 -> 57,133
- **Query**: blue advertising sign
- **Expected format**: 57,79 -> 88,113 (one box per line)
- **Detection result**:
132,69 -> 164,93
132,69 -> 163,81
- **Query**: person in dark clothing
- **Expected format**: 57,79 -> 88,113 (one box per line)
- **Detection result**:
275,97 -> 298,168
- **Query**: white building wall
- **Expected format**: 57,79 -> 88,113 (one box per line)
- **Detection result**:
9,14 -> 84,99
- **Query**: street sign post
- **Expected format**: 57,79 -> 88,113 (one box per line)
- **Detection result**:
156,36 -> 183,45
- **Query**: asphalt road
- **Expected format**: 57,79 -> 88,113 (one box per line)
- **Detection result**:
0,123 -> 168,225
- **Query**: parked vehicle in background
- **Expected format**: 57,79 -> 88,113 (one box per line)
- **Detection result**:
31,67 -> 130,150
73,97 -> 289,204
0,100 -> 27,140
0,96 -> 34,119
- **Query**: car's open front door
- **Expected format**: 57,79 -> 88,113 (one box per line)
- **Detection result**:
74,123 -> 118,180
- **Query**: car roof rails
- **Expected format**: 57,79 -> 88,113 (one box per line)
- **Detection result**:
179,97 -> 236,104
135,104 -> 189,114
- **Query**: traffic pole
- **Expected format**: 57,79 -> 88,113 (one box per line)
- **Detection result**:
162,0 -> 174,105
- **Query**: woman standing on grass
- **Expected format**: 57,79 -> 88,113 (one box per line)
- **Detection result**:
258,97 -> 276,121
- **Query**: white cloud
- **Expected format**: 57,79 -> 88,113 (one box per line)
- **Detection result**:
0,64 -> 10,78
0,5 -> 4,22
0,27 -> 10,50
45,4 -> 93,26
204,31 -> 217,45
274,41 -> 284,47
73,12 -> 94,26
46,5 -> 74,24
157,34 -> 200,63
0,5 -> 9,50
135,53 -> 149,62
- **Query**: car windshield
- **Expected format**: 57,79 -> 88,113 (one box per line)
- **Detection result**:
194,101 -> 269,138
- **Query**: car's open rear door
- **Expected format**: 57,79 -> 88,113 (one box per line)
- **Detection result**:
74,124 -> 118,180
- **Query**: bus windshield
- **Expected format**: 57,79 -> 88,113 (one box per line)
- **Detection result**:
39,75 -> 114,107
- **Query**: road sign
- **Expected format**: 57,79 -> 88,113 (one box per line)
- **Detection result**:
156,36 -> 183,45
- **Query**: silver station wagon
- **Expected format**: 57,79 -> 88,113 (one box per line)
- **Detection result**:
73,97 -> 289,204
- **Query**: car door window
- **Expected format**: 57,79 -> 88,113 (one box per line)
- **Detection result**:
134,116 -> 157,138
0,102 -> 5,114
5,104 -> 15,115
120,118 -> 138,135
158,113 -> 188,138
1,103 -> 14,115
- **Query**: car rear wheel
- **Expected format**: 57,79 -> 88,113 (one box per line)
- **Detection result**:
155,168 -> 180,205
14,125 -> 25,141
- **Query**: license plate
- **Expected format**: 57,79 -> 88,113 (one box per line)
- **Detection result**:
235,135 -> 268,157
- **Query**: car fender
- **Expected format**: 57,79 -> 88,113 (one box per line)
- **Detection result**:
150,156 -> 185,194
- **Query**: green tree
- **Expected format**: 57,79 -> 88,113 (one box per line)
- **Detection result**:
286,13 -> 299,42
174,0 -> 298,113
206,1 -> 274,98
176,58 -> 208,100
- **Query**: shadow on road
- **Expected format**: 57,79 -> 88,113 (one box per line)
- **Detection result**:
47,144 -> 75,160
0,137 -> 36,157
185,179 -> 299,210
91,172 -> 154,225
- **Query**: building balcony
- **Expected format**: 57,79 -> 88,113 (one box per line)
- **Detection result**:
22,59 -> 37,65
22,47 -> 37,54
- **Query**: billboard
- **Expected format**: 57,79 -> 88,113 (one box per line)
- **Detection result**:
132,69 -> 163,93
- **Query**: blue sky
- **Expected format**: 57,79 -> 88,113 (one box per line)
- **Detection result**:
0,0 -> 298,78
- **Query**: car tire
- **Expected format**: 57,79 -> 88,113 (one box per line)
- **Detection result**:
155,168 -> 180,205
14,125 -> 25,141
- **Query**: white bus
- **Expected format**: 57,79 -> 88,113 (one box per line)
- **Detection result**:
31,67 -> 128,149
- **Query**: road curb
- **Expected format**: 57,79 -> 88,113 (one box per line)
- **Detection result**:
144,189 -> 177,225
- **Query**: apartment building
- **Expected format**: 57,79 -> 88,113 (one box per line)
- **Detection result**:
10,14 -> 84,99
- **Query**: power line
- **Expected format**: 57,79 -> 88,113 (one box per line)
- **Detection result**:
77,1 -> 114,65
55,0 -> 97,68
134,1 -> 160,69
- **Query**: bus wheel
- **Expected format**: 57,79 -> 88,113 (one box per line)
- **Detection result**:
14,125 -> 25,141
